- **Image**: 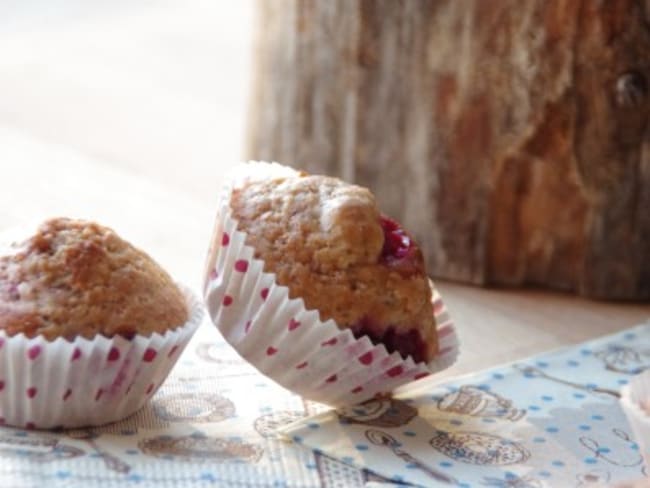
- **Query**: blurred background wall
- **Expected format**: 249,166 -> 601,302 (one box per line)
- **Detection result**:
0,0 -> 254,206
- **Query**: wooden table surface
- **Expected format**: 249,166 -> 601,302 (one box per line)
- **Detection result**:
0,1 -> 648,385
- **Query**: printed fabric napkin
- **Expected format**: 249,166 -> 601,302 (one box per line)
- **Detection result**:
282,321 -> 650,487
1,305 -> 648,487
0,314 -> 389,488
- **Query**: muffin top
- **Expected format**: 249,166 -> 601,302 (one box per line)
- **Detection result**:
0,218 -> 188,340
230,173 -> 438,362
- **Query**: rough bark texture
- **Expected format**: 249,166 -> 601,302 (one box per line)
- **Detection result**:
246,0 -> 650,300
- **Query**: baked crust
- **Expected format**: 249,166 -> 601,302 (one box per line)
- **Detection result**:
0,218 -> 188,340
230,173 -> 438,362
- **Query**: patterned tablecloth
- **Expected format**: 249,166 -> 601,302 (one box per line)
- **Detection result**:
284,322 -> 650,487
0,304 -> 648,487
0,306 -> 386,488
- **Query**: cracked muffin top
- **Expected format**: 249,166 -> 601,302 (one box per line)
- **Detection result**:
0,218 -> 188,340
230,172 -> 438,363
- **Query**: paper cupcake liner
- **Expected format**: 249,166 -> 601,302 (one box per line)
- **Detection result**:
203,161 -> 459,406
620,371 -> 650,470
0,285 -> 203,429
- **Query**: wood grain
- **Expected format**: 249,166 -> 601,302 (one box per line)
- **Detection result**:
247,0 -> 650,300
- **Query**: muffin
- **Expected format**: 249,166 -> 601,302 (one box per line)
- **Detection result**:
229,173 -> 438,363
0,218 -> 202,428
204,162 -> 457,406
0,218 -> 188,340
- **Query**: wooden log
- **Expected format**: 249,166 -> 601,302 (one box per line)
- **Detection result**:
246,0 -> 650,300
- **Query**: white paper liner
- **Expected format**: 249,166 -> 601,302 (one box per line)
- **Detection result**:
620,370 -> 650,470
0,285 -> 203,429
204,161 -> 459,406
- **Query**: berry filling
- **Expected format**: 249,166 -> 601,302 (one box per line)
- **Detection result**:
351,317 -> 428,364
380,216 -> 412,262
379,216 -> 422,276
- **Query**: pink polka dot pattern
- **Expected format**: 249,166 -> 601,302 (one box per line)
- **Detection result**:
387,366 -> 404,378
234,259 -> 249,272
107,347 -> 120,362
27,345 -> 41,360
142,348 -> 157,362
0,285 -> 203,428
359,352 -> 374,365
71,347 -> 82,361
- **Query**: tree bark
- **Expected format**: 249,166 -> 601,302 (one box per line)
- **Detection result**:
246,0 -> 650,300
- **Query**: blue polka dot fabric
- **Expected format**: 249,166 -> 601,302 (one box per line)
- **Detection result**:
283,321 -> 650,487
1,318 -> 648,487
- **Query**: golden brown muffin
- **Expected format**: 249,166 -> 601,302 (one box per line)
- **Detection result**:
0,218 -> 188,340
230,173 -> 438,363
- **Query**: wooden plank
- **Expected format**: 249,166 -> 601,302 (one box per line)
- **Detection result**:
247,0 -> 650,300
